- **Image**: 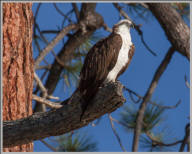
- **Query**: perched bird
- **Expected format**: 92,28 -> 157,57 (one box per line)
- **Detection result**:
78,19 -> 135,121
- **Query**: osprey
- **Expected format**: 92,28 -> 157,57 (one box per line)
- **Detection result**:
78,19 -> 135,120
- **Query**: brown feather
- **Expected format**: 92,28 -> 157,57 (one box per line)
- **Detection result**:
78,33 -> 122,120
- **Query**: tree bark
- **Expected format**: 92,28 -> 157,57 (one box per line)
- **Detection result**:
3,3 -> 34,152
147,3 -> 190,60
3,82 -> 125,148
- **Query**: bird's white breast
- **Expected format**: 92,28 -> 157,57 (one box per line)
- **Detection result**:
106,28 -> 132,82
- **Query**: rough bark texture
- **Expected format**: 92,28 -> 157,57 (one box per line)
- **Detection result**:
3,82 -> 125,148
34,3 -> 104,112
147,3 -> 190,60
3,3 -> 34,152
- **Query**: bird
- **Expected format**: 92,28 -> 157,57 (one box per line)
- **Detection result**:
78,19 -> 135,121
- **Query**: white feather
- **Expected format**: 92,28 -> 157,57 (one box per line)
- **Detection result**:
106,24 -> 132,82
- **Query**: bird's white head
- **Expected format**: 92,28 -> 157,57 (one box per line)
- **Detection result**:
113,19 -> 133,34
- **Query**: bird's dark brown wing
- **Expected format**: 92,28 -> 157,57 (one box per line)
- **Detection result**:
78,33 -> 122,118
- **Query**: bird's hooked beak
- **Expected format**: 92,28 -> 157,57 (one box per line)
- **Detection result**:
129,21 -> 134,28
131,22 -> 134,28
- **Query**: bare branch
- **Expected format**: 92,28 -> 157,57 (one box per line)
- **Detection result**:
34,23 -> 78,69
53,3 -> 73,23
35,23 -> 67,68
41,30 -> 60,34
72,3 -> 80,21
179,123 -> 190,152
132,46 -> 175,151
103,23 -> 112,33
124,87 -> 181,109
47,95 -> 59,100
110,116 -> 133,130
113,3 -> 132,21
33,35 -> 49,65
34,3 -> 41,20
32,94 -> 62,109
35,64 -> 52,70
34,73 -> 48,97
40,139 -> 57,152
147,3 -> 190,60
184,75 -> 190,89
4,82 -> 125,148
108,114 -> 126,152
146,131 -> 183,147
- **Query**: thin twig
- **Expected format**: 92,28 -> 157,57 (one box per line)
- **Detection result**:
35,23 -> 66,68
50,50 -> 66,67
110,116 -> 132,129
146,131 -> 183,147
53,3 -> 73,24
33,69 -> 49,94
72,3 -> 80,21
103,23 -> 112,33
34,3 -> 41,20
184,75 -> 190,89
34,72 -> 47,97
124,87 -> 181,109
33,3 -> 48,64
179,123 -> 190,152
108,114 -> 126,152
47,95 -> 59,100
40,139 -> 57,152
113,3 -> 132,21
35,64 -> 52,70
34,73 -> 59,101
113,3 -> 157,56
41,30 -> 60,34
32,94 -> 62,109
34,34 -> 49,65
34,23 -> 78,69
33,3 -> 41,40
132,47 -> 175,151
61,9 -> 74,29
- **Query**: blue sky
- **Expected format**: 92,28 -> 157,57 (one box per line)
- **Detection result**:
32,3 -> 190,152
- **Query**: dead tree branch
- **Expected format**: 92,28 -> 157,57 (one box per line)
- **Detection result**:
124,87 -> 181,109
3,82 -> 125,148
32,94 -> 62,109
132,46 -> 175,151
53,3 -> 73,24
34,73 -> 48,97
108,114 -> 126,152
147,3 -> 190,60
103,23 -> 112,33
179,123 -> 190,152
72,3 -> 80,21
146,131 -> 183,147
34,23 -> 78,69
40,139 -> 57,152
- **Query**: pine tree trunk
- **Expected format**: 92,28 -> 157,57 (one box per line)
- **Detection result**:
3,3 -> 34,152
